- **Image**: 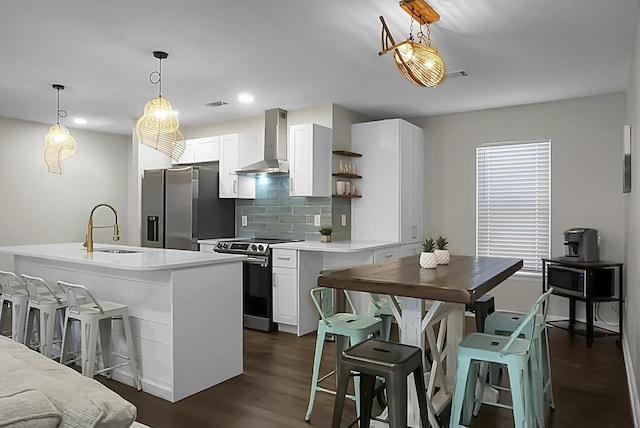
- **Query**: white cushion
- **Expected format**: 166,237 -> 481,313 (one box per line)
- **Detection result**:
0,389 -> 61,428
0,335 -> 136,428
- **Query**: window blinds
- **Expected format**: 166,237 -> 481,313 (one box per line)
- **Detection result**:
476,140 -> 551,273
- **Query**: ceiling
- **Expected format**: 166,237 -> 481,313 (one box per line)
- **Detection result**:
1,0 -> 638,136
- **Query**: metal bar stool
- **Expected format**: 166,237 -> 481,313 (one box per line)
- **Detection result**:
58,281 -> 142,390
449,288 -> 553,428
0,270 -> 29,343
332,338 -> 434,428
305,287 -> 382,423
481,288 -> 556,426
21,274 -> 68,358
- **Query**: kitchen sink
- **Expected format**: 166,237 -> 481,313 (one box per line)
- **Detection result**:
93,249 -> 142,254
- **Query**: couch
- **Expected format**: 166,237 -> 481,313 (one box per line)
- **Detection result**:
0,334 -> 139,428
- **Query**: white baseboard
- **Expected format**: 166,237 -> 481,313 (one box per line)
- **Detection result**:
623,336 -> 640,428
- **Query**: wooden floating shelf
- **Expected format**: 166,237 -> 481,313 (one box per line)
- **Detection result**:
333,194 -> 362,198
332,173 -> 362,179
332,150 -> 362,157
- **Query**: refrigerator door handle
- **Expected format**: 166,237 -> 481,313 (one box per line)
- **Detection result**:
147,216 -> 159,242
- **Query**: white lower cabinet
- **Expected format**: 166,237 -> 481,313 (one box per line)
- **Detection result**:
273,267 -> 297,325
272,249 -> 323,336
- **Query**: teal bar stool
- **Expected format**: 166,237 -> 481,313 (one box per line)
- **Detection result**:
367,293 -> 399,341
449,288 -> 553,428
304,287 -> 382,423
481,288 -> 556,426
0,271 -> 29,344
21,274 -> 68,359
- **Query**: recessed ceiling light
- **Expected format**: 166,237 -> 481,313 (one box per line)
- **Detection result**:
238,93 -> 254,103
73,117 -> 87,125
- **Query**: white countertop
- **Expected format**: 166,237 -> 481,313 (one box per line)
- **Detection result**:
0,243 -> 246,271
270,240 -> 397,252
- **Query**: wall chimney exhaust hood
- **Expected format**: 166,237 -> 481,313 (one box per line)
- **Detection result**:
235,108 -> 289,175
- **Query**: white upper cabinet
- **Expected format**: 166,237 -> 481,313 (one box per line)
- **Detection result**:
351,119 -> 424,244
288,123 -> 332,197
172,136 -> 220,165
219,134 -> 258,199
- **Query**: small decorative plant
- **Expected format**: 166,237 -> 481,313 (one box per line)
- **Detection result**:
434,235 -> 450,265
435,236 -> 448,251
319,226 -> 332,243
420,238 -> 437,269
319,226 -> 332,236
421,238 -> 435,253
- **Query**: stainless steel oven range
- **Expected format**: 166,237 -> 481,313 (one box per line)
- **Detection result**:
213,238 -> 297,332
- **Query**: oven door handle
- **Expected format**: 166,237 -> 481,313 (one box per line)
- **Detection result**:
245,256 -> 269,266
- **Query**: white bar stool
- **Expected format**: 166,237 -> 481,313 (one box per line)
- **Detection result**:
21,274 -> 68,359
58,280 -> 142,390
0,270 -> 29,344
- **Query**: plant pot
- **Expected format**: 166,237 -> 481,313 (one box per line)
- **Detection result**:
320,234 -> 332,243
419,252 -> 437,269
434,249 -> 450,265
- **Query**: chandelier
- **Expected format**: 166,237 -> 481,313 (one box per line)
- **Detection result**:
136,51 -> 186,160
379,0 -> 446,87
44,84 -> 77,174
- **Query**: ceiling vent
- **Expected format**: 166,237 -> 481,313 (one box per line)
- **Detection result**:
205,101 -> 229,107
445,70 -> 469,79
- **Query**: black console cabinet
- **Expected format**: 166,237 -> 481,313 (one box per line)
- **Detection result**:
542,258 -> 623,347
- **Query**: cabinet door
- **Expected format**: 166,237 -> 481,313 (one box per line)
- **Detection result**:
289,123 -> 331,197
273,267 -> 298,326
193,136 -> 220,162
219,134 -> 257,199
219,135 -> 239,197
410,125 -> 424,241
352,119 -> 401,242
400,121 -> 424,243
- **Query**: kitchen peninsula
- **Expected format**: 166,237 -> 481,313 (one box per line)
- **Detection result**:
0,242 -> 245,402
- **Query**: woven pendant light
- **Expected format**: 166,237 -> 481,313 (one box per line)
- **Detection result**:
44,84 -> 77,174
136,51 -> 185,161
393,34 -> 445,87
379,0 -> 446,88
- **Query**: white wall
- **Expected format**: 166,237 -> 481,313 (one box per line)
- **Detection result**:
415,93 -> 627,325
0,116 -> 130,271
625,3 -> 640,420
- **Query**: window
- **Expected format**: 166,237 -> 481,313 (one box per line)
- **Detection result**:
476,140 -> 551,274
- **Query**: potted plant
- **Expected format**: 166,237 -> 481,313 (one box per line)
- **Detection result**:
419,237 -> 437,268
435,235 -> 450,265
319,226 -> 333,243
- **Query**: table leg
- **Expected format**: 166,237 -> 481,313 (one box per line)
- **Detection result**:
586,301 -> 594,347
569,297 -> 576,331
376,297 -> 463,428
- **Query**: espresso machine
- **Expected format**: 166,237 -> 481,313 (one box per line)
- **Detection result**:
560,228 -> 599,262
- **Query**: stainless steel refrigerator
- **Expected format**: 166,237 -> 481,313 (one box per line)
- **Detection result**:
141,165 -> 235,250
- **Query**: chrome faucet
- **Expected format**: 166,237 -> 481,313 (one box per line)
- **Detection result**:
84,203 -> 119,253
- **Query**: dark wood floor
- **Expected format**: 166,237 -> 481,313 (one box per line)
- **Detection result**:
102,318 -> 634,427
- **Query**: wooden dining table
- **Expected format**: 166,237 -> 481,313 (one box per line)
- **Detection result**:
318,254 -> 523,428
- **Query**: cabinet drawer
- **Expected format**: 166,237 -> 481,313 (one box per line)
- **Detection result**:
374,247 -> 400,263
272,249 -> 297,268
199,244 -> 215,253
